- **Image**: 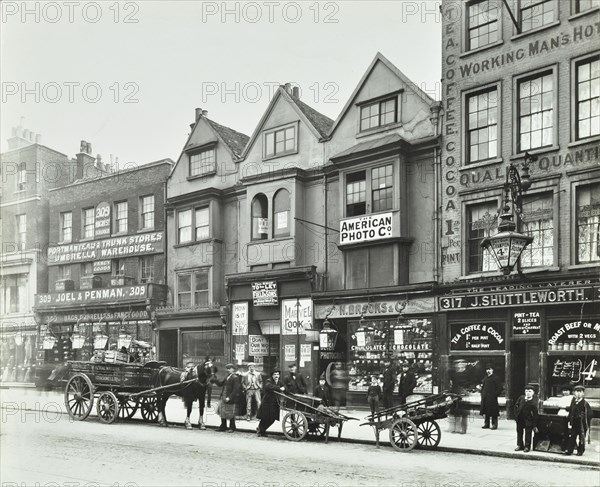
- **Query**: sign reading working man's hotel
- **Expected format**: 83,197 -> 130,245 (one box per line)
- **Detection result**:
339,212 -> 393,245
47,231 -> 164,265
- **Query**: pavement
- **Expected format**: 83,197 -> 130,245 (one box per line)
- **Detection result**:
1,383 -> 599,467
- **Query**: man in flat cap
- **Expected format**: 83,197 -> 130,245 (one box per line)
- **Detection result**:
283,363 -> 307,395
242,362 -> 262,420
213,363 -> 242,432
564,385 -> 592,456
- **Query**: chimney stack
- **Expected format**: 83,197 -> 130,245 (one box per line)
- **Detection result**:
284,83 -> 291,94
35,134 -> 42,144
292,86 -> 300,98
195,108 -> 203,121
202,109 -> 208,117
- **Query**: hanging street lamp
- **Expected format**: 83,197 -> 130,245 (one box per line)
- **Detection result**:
481,153 -> 535,275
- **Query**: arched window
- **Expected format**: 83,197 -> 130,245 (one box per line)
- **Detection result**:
251,194 -> 268,240
273,189 -> 290,237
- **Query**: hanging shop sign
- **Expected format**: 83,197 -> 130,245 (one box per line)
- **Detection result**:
439,285 -> 598,309
252,281 -> 278,306
513,311 -> 541,336
339,212 -> 393,245
95,202 -> 111,237
249,335 -> 268,356
35,285 -> 148,307
232,302 -> 249,335
47,231 -> 164,265
450,323 -> 505,351
281,298 -> 312,335
547,320 -> 600,350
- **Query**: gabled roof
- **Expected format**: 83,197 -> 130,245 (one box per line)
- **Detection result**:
328,52 -> 436,137
206,118 -> 249,159
169,115 -> 249,178
240,86 -> 333,160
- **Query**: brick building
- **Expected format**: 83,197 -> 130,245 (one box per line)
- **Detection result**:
33,155 -> 172,385
0,125 -> 74,384
439,0 -> 599,414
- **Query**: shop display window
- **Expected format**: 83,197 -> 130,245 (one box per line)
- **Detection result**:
182,330 -> 225,369
0,335 -> 37,383
347,318 -> 435,393
448,355 -> 506,397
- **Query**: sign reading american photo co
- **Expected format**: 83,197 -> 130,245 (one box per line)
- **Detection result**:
339,212 -> 393,245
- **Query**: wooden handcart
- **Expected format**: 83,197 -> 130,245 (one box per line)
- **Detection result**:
361,392 -> 459,452
63,360 -> 195,424
274,391 -> 358,443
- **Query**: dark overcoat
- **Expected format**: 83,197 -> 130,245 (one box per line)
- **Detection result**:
215,373 -> 242,420
283,372 -> 307,394
257,378 -> 284,422
479,373 -> 502,417
514,395 -> 538,428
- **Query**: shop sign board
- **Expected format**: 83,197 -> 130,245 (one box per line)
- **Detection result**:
300,344 -> 311,367
93,260 -> 111,273
547,320 -> 600,349
281,298 -> 312,335
513,311 -> 541,335
249,335 -> 268,356
252,281 -> 278,306
439,286 -> 598,309
315,299 -> 435,319
95,202 -> 111,237
339,212 -> 393,245
232,302 -> 248,335
284,344 -> 296,362
36,285 -> 147,307
550,356 -> 598,385
450,323 -> 505,351
47,231 -> 164,265
235,343 -> 246,365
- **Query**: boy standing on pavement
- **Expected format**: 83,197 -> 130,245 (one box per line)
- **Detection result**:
564,385 -> 592,456
514,384 -> 538,452
366,376 -> 383,416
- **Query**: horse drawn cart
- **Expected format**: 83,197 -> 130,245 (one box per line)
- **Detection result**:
63,360 -> 195,424
274,391 -> 358,443
361,392 -> 459,452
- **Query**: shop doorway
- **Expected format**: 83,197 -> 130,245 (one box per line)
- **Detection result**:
159,330 -> 178,366
511,341 -> 541,402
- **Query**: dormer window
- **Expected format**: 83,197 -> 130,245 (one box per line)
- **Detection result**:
263,123 -> 297,159
190,148 -> 216,177
360,97 -> 397,132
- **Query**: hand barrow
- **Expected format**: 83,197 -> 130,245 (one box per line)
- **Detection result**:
274,391 -> 358,443
360,392 -> 460,452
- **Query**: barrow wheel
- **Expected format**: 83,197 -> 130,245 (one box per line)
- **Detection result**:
118,396 -> 139,420
282,412 -> 308,441
97,391 -> 120,424
306,421 -> 327,440
64,373 -> 94,421
140,396 -> 159,423
417,419 -> 441,449
389,417 -> 418,452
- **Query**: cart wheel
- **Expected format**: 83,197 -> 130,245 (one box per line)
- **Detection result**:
282,412 -> 308,441
140,396 -> 159,423
97,391 -> 120,424
64,373 -> 94,421
118,396 -> 139,420
306,421 -> 326,440
389,417 -> 418,452
417,419 -> 441,449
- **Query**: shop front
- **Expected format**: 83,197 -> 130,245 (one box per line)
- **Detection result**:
438,275 -> 600,417
313,293 -> 437,405
226,266 -> 319,389
33,283 -> 168,387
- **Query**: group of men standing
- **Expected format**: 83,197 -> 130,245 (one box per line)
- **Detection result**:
381,359 -> 417,409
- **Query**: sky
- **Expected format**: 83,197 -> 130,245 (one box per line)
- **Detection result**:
1,0 -> 442,166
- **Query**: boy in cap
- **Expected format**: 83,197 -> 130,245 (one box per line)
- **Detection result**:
314,373 -> 331,406
366,376 -> 383,416
564,385 -> 592,456
514,384 -> 538,452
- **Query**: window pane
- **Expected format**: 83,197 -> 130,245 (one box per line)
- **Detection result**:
195,207 -> 209,240
576,183 -> 600,263
467,202 -> 498,273
519,72 -> 553,151
467,88 -> 498,163
178,209 -> 192,243
576,57 -> 600,140
346,171 -> 366,216
520,193 -> 554,267
346,248 -> 368,289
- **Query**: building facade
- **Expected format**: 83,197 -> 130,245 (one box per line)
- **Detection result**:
33,156 -> 172,385
440,0 -> 600,414
0,126 -> 74,384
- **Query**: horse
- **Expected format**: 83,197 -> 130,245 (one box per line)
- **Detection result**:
153,359 -> 213,429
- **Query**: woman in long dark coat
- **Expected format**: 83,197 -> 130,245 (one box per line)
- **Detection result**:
257,369 -> 285,437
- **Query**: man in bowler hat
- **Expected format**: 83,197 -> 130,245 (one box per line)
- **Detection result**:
480,363 -> 502,429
